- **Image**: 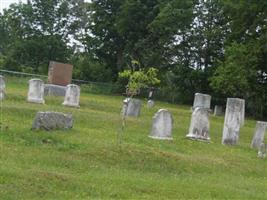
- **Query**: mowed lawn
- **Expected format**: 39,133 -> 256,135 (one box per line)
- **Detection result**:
0,77 -> 266,199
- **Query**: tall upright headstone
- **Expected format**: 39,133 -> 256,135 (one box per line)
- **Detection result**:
251,121 -> 267,149
186,107 -> 210,141
222,98 -> 245,145
63,84 -> 80,107
193,93 -> 211,110
122,98 -> 141,117
149,109 -> 173,140
0,75 -> 5,101
48,61 -> 73,86
27,79 -> 45,104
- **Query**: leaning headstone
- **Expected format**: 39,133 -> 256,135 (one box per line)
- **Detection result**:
63,84 -> 80,107
193,93 -> 211,110
32,111 -> 73,131
214,105 -> 223,116
44,84 -> 66,96
149,109 -> 173,140
147,100 -> 155,108
258,143 -> 266,159
186,107 -> 210,141
27,79 -> 45,104
0,75 -> 5,101
222,98 -> 245,145
122,98 -> 141,117
251,121 -> 267,149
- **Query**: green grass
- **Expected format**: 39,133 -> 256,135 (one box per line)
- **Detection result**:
0,77 -> 266,199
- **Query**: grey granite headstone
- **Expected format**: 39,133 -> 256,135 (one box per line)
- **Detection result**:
193,93 -> 211,110
63,84 -> 80,107
32,111 -> 73,131
122,98 -> 141,117
186,107 -> 210,141
251,121 -> 267,149
222,98 -> 245,145
27,79 -> 45,104
44,84 -> 66,96
147,100 -> 155,108
214,105 -> 223,116
258,143 -> 266,159
149,109 -> 173,140
0,75 -> 5,101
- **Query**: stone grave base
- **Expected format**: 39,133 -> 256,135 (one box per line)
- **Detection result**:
148,135 -> 173,140
44,84 -> 66,96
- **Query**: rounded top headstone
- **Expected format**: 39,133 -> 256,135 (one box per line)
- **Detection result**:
29,78 -> 44,83
149,109 -> 173,140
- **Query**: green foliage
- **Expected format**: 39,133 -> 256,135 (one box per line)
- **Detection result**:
118,62 -> 160,96
71,53 -> 113,82
210,42 -> 258,97
0,0 -> 78,73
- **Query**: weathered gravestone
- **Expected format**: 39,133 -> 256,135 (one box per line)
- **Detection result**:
122,98 -> 141,117
149,109 -> 173,140
147,100 -> 155,108
27,79 -> 45,104
193,93 -> 211,110
186,107 -> 210,141
214,105 -> 223,116
63,84 -> 80,107
222,98 -> 245,145
48,61 -> 73,86
44,84 -> 66,96
0,75 -> 5,101
258,143 -> 266,159
32,111 -> 73,130
251,121 -> 267,149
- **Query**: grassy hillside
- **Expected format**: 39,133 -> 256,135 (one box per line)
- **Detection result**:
0,77 -> 266,199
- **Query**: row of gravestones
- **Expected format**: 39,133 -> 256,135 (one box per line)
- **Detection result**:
123,93 -> 266,159
0,75 -> 265,158
0,76 -> 80,107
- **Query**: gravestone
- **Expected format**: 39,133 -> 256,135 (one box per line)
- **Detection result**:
48,61 -> 73,86
44,84 -> 66,96
149,109 -> 173,140
222,98 -> 245,145
27,79 -> 45,104
122,98 -> 141,117
147,100 -> 155,108
193,93 -> 211,110
0,75 -> 5,100
251,121 -> 267,149
32,111 -> 73,130
186,107 -> 210,141
62,84 -> 80,107
258,143 -> 266,159
214,105 -> 223,116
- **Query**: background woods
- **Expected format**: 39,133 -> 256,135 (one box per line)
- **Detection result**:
0,0 -> 266,117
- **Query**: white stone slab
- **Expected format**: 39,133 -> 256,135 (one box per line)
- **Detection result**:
251,121 -> 267,149
149,109 -> 173,140
0,75 -> 5,101
27,79 -> 45,104
187,107 -> 210,141
222,98 -> 245,145
122,98 -> 141,117
63,84 -> 80,107
193,93 -> 211,110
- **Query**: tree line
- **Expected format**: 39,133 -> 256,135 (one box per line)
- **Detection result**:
0,0 -> 266,117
